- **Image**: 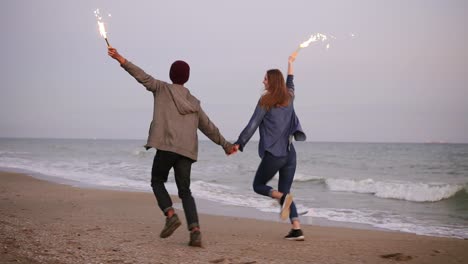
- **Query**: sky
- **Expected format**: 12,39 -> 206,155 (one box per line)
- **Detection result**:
1,0 -> 467,143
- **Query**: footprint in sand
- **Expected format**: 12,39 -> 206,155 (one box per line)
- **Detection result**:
209,258 -> 226,263
210,259 -> 257,264
380,253 -> 413,261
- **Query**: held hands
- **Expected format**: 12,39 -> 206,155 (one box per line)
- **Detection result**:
224,143 -> 240,156
107,47 -> 127,65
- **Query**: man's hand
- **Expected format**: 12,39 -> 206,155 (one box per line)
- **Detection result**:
108,47 -> 127,65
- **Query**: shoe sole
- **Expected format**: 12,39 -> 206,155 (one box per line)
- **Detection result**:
280,194 -> 293,220
189,232 -> 202,247
188,241 -> 202,247
160,220 -> 181,238
285,236 -> 305,241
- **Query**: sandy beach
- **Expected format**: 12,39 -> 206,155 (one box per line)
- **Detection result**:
1,171 -> 467,264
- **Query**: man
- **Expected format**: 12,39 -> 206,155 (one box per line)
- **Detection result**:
108,47 -> 236,247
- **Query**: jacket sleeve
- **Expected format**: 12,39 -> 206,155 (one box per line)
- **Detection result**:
121,61 -> 166,93
286,74 -> 295,97
198,107 -> 232,152
235,103 -> 267,151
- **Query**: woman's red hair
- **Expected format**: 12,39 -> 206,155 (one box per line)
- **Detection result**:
259,69 -> 291,110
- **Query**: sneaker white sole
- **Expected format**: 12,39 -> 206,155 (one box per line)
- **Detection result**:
280,194 -> 293,220
285,236 -> 305,241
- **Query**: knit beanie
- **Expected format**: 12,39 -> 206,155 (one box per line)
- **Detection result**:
169,60 -> 190,85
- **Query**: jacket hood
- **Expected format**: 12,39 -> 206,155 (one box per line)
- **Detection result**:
167,84 -> 200,115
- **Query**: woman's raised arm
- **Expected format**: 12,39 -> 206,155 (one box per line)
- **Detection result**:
288,51 -> 297,75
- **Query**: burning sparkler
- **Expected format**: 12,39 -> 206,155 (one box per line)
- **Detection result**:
291,32 -> 355,58
294,33 -> 333,54
94,9 -> 111,47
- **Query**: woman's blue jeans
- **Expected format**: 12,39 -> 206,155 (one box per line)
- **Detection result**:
253,146 -> 298,222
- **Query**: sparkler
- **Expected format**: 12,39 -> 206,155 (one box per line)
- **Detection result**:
94,9 -> 111,47
294,33 -> 332,54
292,32 -> 355,57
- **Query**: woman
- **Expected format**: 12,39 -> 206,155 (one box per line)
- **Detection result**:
234,52 -> 306,241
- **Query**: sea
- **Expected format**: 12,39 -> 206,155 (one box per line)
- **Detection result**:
1,138 -> 467,239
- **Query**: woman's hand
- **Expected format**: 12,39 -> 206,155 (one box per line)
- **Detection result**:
289,51 -> 297,64
288,51 -> 297,75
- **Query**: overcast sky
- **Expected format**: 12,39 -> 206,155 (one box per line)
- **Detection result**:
1,0 -> 467,143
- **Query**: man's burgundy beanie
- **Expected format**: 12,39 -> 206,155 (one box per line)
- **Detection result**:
169,60 -> 190,85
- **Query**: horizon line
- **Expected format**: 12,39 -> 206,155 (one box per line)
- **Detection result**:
0,136 -> 466,145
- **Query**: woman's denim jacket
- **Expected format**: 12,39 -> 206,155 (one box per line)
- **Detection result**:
235,75 -> 306,158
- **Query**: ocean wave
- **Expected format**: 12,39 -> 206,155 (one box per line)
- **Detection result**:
131,148 -> 155,157
310,208 -> 468,239
294,173 -> 325,182
0,151 -> 31,156
325,178 -> 465,202
190,180 -> 468,239
191,181 -> 278,210
0,158 -> 151,191
271,173 -> 324,182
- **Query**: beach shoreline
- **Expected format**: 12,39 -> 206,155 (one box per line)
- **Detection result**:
1,170 -> 467,264
0,166 -> 387,233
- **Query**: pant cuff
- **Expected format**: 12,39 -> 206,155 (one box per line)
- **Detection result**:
163,207 -> 174,215
268,189 -> 274,198
290,217 -> 299,223
188,222 -> 199,231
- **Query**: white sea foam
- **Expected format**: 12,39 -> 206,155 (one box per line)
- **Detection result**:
131,148 -> 155,157
191,181 -> 278,212
294,173 -> 325,182
310,207 -> 468,239
0,157 -> 152,192
0,151 -> 31,156
191,180 -> 468,239
193,163 -> 240,176
325,178 -> 465,202
271,173 -> 324,182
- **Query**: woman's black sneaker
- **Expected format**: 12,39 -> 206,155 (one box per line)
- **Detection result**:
284,229 -> 305,241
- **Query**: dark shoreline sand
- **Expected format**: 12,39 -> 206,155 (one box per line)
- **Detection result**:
1,171 -> 467,264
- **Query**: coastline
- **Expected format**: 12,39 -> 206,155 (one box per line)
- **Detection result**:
1,171 -> 467,264
0,166 -> 386,233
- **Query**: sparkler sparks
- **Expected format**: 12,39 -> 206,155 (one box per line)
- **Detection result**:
293,32 -> 356,55
94,8 -> 111,47
294,33 -> 334,53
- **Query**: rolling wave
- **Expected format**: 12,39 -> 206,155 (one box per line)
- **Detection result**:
325,178 -> 465,202
293,173 -> 325,182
